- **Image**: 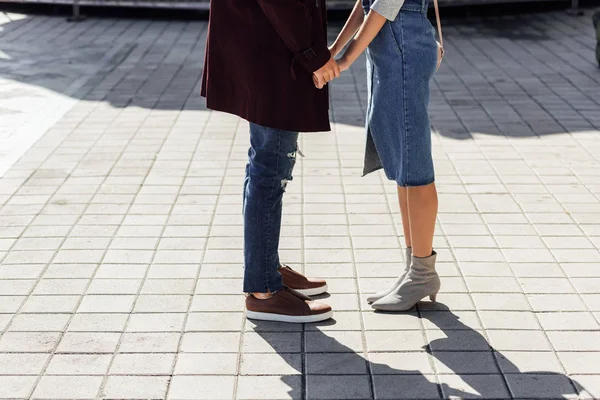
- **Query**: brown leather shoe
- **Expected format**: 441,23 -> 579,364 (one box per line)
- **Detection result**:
246,287 -> 333,323
279,265 -> 328,296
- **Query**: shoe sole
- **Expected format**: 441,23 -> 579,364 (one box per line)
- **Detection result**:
293,284 -> 328,297
372,293 -> 438,312
246,309 -> 333,324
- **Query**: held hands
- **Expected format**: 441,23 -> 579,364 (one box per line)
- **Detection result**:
312,56 -> 340,89
311,53 -> 352,89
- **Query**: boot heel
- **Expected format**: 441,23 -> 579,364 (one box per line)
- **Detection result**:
429,293 -> 438,303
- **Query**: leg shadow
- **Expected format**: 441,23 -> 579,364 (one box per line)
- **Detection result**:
245,304 -> 589,399
419,303 -> 585,399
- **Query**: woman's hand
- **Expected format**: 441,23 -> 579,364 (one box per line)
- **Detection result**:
337,55 -> 352,72
329,44 -> 341,59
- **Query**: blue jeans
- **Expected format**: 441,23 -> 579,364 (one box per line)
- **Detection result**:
243,123 -> 299,293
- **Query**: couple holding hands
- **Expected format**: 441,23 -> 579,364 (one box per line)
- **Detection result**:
202,0 -> 443,323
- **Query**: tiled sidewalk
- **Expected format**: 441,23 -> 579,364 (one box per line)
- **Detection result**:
1,7 -> 600,400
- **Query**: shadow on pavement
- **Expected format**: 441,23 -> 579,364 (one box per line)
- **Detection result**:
253,303 -> 586,399
2,9 -> 599,141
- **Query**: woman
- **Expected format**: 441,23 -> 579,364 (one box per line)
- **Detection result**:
330,0 -> 442,311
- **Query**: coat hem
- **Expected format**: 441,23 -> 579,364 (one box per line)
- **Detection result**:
204,98 -> 331,134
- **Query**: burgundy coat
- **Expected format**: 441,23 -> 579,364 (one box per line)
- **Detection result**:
201,0 -> 331,133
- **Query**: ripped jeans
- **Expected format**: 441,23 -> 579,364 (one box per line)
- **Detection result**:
243,123 -> 299,293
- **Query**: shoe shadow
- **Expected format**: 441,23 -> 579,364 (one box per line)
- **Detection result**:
249,302 -> 587,399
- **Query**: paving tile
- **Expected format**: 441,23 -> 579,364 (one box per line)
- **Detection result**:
307,375 -> 371,399
183,311 -> 241,332
141,278 -> 195,294
240,352 -> 301,375
0,265 -> 44,279
572,375 -> 600,400
101,376 -> 169,399
32,375 -> 103,399
511,263 -> 564,278
505,374 -> 578,399
362,311 -> 422,330
168,375 -> 235,400
471,293 -> 531,311
557,352 -> 600,374
32,279 -> 89,295
427,329 -> 491,351
181,332 -> 241,353
237,375 -> 302,400
432,351 -> 499,374
0,353 -> 49,375
373,374 -> 440,399
370,351 -> 434,375
458,262 -> 513,277
306,311 -> 362,331
478,311 -> 539,330
496,351 -> 564,374
306,331 -> 364,353
0,331 -> 61,352
319,293 -> 360,311
366,330 -> 427,352
56,332 -> 120,353
547,331 -> 600,351
190,294 -> 245,312
438,374 -> 510,399
583,294 -> 600,311
67,313 -> 128,332
244,331 -> 301,353
418,293 -> 476,311
118,332 -> 180,353
0,313 -> 11,331
487,330 -> 551,351
536,312 -> 599,331
421,311 -> 482,330
195,278 -> 242,294
246,318 -> 303,332
87,279 -> 142,294
528,294 -> 588,312
8,313 -> 71,332
127,313 -> 186,332
0,376 -> 37,399
43,264 -> 96,279
45,354 -> 111,375
148,264 -> 199,279
21,295 -> 81,313
133,295 -> 191,312
110,353 -> 175,375
77,295 -> 134,313
175,353 -> 238,375
95,264 -> 148,279
519,278 -> 575,294
306,352 -> 368,375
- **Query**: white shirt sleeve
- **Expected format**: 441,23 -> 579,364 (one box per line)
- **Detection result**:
370,0 -> 405,21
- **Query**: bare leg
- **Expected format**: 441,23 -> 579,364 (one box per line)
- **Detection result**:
371,182 -> 440,310
406,183 -> 438,258
397,186 -> 411,248
366,185 -> 415,304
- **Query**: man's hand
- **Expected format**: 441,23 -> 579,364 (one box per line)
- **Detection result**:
312,57 -> 341,89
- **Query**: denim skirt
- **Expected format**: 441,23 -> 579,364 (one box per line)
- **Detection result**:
362,0 -> 438,187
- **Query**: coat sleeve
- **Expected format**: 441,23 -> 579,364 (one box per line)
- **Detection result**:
257,0 -> 331,73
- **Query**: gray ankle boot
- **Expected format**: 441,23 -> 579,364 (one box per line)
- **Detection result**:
371,251 -> 440,311
367,247 -> 412,304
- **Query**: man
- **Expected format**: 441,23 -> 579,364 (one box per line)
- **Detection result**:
201,0 -> 339,323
